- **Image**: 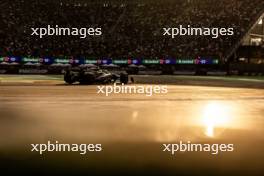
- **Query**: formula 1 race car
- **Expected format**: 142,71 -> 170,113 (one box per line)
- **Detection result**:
64,67 -> 129,85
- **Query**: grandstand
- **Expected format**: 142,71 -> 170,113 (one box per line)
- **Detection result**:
0,0 -> 264,75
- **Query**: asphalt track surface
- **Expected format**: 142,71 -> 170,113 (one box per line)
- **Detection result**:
0,75 -> 264,175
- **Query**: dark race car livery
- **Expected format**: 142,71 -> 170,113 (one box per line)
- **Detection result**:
64,67 -> 129,85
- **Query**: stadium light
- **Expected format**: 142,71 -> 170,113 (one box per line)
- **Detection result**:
258,19 -> 263,25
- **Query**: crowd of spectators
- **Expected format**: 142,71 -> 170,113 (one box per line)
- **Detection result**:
0,0 -> 264,60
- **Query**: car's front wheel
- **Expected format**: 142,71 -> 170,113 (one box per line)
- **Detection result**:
120,73 -> 129,84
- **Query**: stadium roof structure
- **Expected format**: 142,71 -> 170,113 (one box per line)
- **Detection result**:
242,13 -> 264,46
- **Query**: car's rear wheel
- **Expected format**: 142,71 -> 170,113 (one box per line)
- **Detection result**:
64,71 -> 75,84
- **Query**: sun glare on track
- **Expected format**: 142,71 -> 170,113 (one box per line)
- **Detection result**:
202,102 -> 231,137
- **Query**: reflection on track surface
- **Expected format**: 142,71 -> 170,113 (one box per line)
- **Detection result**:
0,85 -> 263,175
